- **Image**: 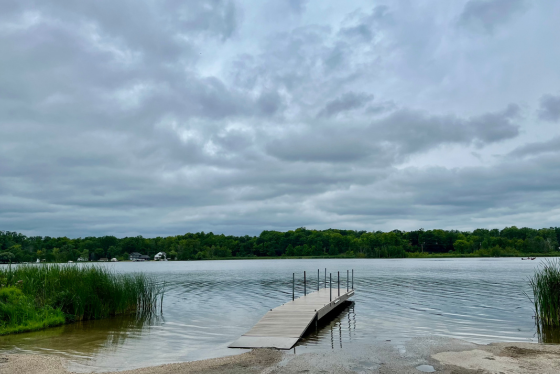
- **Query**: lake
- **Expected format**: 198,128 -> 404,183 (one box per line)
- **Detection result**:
0,258 -> 548,372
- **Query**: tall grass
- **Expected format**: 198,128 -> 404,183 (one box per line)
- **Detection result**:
0,286 -> 65,335
0,264 -> 164,334
528,258 -> 560,327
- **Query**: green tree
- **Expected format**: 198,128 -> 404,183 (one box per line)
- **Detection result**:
0,252 -> 15,263
453,240 -> 470,254
286,244 -> 295,256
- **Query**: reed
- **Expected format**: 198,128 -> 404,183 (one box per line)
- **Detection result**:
0,286 -> 65,335
0,264 -> 164,334
529,259 -> 560,327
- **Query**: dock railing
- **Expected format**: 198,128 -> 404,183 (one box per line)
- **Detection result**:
292,268 -> 354,301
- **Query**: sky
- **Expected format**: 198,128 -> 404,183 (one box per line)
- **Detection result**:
1,0 -> 559,238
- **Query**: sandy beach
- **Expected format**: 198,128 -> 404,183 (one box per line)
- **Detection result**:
2,337 -> 559,374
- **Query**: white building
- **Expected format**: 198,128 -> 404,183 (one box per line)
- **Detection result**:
154,252 -> 167,261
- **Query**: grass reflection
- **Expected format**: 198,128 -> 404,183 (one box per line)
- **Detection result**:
0,313 -> 163,357
537,323 -> 560,344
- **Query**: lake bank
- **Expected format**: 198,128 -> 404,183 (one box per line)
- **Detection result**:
3,338 -> 560,374
6,251 -> 560,265
151,251 -> 560,260
6,251 -> 559,264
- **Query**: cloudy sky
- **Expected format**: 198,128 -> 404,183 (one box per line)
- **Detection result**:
1,0 -> 559,238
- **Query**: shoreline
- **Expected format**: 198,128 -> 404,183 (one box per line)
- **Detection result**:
2,338 -> 560,374
3,254 -> 560,265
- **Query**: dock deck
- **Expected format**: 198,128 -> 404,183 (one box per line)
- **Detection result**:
229,287 -> 354,349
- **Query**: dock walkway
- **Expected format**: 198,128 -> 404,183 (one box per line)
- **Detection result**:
229,287 -> 354,349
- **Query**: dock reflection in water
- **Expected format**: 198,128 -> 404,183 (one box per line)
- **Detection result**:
298,301 -> 356,351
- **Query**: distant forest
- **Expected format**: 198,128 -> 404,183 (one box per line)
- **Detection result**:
1,227 -> 559,263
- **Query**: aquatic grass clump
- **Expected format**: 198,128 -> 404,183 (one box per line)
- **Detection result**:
0,264 -> 164,335
529,259 -> 560,327
0,287 -> 65,335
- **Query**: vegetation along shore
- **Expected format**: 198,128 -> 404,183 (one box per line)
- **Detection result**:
529,258 -> 560,337
1,226 -> 559,262
0,264 -> 163,335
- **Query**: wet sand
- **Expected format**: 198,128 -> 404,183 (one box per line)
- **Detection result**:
1,338 -> 559,374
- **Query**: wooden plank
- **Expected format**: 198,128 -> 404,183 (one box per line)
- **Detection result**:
228,288 -> 354,349
228,336 -> 299,350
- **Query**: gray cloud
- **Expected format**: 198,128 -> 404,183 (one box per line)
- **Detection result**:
459,0 -> 526,33
288,0 -> 309,13
256,90 -> 284,116
0,1 -> 559,237
538,94 -> 560,122
267,104 -> 520,163
316,155 -> 560,230
317,92 -> 374,118
508,136 -> 560,158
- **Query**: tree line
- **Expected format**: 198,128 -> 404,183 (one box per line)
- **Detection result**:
1,226 -> 559,263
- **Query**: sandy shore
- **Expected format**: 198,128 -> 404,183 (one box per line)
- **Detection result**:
2,338 -> 560,374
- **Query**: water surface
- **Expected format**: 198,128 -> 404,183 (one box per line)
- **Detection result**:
0,258 -> 546,372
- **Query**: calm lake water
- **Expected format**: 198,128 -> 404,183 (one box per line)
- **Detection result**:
0,258 -> 550,372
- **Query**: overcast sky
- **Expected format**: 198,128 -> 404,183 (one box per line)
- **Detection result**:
1,0 -> 559,238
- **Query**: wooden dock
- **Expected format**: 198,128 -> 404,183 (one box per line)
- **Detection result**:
229,287 -> 355,349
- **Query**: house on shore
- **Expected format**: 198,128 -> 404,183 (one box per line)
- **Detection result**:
129,252 -> 142,261
154,252 -> 167,261
130,252 -> 150,261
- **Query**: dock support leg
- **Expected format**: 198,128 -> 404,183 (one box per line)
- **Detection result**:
292,273 -> 296,301
304,271 -> 306,296
352,269 -> 354,290
330,273 -> 332,302
338,271 -> 340,297
317,269 -> 319,291
347,270 -> 349,292
324,268 -> 326,289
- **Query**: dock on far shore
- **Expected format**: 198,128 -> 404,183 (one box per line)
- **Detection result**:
229,270 -> 355,350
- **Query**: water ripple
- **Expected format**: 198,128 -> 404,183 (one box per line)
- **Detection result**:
0,258 -> 544,372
